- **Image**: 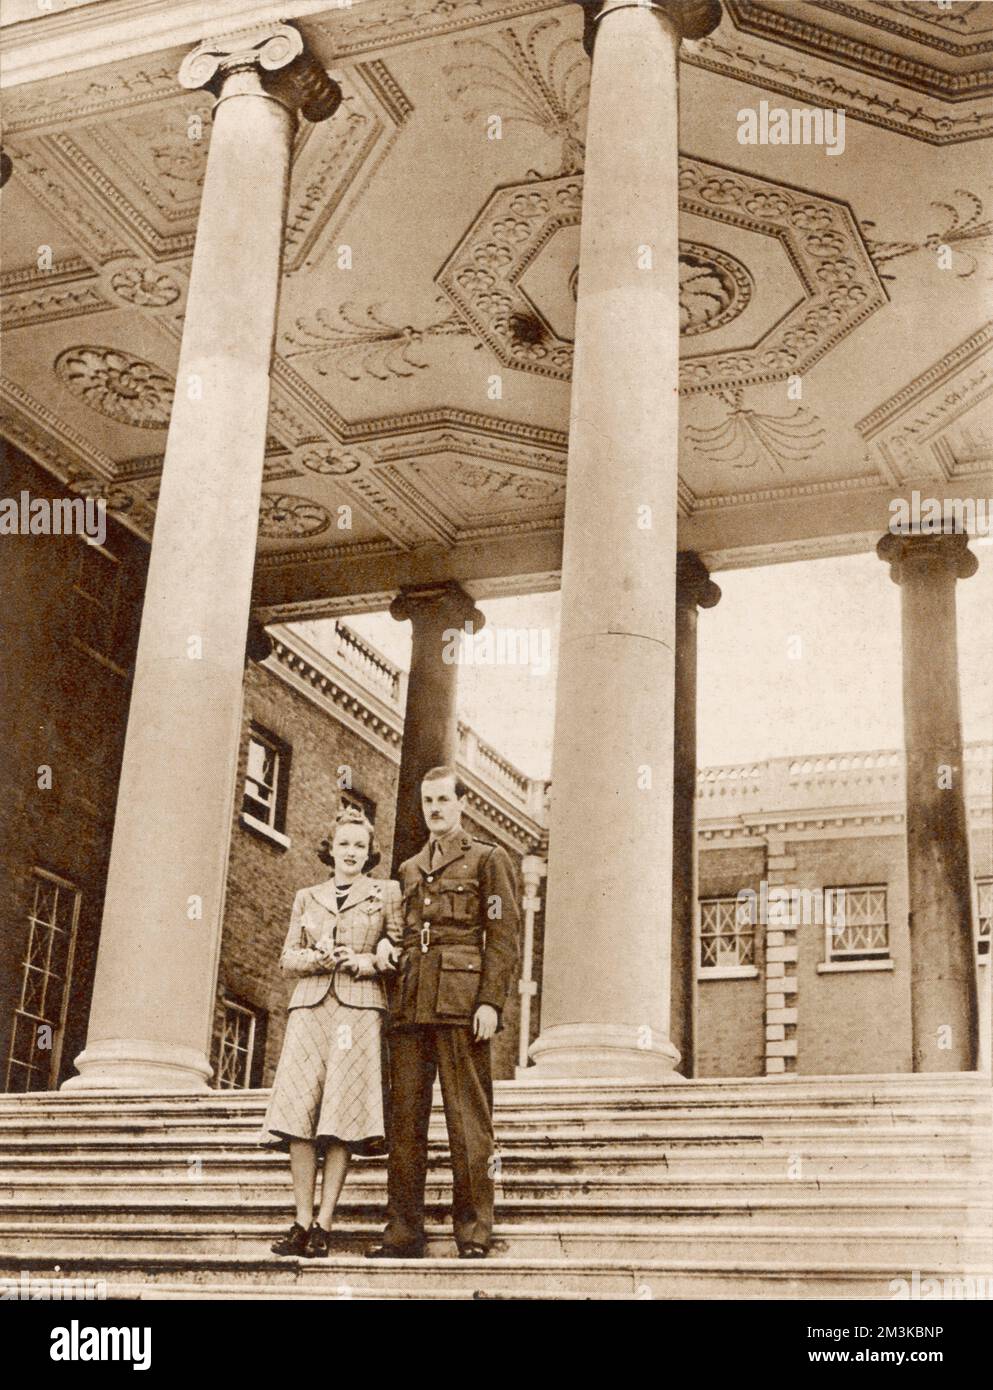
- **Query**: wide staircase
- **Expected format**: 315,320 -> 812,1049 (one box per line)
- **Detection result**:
0,1074 -> 989,1300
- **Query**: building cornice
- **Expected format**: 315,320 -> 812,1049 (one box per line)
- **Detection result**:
262,621 -> 548,852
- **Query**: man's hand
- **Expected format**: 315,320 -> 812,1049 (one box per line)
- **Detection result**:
375,938 -> 400,973
473,1004 -> 498,1041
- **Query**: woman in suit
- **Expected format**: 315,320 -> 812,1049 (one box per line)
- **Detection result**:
262,805 -> 402,1258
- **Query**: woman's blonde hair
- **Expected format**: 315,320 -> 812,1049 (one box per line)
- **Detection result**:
317,803 -> 381,872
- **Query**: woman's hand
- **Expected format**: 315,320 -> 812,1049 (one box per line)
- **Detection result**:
331,944 -> 361,976
313,936 -> 337,969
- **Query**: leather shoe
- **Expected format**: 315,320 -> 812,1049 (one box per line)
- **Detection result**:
458,1243 -> 489,1259
271,1221 -> 309,1257
365,1243 -> 424,1260
304,1221 -> 332,1258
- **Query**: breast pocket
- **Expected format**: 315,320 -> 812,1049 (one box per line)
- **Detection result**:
440,879 -> 480,924
435,944 -> 482,1019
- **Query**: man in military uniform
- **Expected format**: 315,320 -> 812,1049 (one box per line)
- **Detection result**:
367,765 -> 520,1259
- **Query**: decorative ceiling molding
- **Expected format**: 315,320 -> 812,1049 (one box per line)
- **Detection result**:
444,13 -> 589,179
312,0 -> 564,59
692,472 -> 884,511
861,189 -> 992,283
686,388 -> 825,475
1,48 -> 190,134
436,161 -> 886,393
1,375 -> 121,483
685,32 -> 993,145
282,60 -> 414,275
258,493 -> 333,540
284,298 -> 471,380
856,322 -> 993,482
4,58 -> 411,282
53,344 -> 174,429
725,0 -> 993,100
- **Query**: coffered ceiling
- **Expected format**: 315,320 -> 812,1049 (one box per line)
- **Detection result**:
1,0 -> 991,617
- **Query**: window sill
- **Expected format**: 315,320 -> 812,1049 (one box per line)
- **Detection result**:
817,959 -> 894,974
698,965 -> 759,981
239,811 -> 290,851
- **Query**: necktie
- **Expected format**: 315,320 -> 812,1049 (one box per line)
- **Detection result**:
430,838 -> 443,869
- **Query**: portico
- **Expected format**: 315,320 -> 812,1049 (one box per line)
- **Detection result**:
0,0 -> 990,1092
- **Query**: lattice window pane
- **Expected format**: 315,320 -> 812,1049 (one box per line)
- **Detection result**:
699,895 -> 755,971
6,873 -> 81,1092
211,999 -> 259,1090
827,886 -> 889,960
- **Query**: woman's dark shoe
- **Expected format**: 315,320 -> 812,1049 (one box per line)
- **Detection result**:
304,1221 -> 333,1258
271,1221 -> 309,1257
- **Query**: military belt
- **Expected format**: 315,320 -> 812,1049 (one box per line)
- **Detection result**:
402,926 -> 483,954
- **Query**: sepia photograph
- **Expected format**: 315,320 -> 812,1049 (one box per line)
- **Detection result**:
0,0 -> 991,1345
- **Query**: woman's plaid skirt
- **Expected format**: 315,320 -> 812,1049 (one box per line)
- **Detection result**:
261,990 -> 386,1156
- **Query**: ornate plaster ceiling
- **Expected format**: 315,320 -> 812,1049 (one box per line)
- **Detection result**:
1,0 -> 991,614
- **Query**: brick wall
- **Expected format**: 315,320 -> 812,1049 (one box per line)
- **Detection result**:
0,443 -> 146,1088
696,844 -> 768,1077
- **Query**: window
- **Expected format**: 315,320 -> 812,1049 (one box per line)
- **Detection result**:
72,542 -> 128,672
699,896 -> 756,977
5,871 -> 81,1092
211,997 -> 265,1089
977,878 -> 992,963
825,885 -> 889,964
240,724 -> 291,848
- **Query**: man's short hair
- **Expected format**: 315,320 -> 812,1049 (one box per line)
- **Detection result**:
422,765 -> 468,800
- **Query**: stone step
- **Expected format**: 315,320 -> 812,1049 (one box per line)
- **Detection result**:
1,1173 -> 985,1212
0,1140 -> 984,1175
0,1077 -> 987,1133
1,1115 -> 987,1149
3,1251 -> 988,1301
1,1217 -> 988,1265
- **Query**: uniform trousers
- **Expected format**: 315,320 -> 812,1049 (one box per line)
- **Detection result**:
383,1025 -> 494,1251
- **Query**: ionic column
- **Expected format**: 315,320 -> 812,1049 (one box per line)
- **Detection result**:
671,553 -> 721,1077
65,26 -> 341,1091
389,582 -> 484,873
877,530 -> 980,1072
530,0 -> 722,1079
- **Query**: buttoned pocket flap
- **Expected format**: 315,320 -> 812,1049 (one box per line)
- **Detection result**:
435,945 -> 482,1018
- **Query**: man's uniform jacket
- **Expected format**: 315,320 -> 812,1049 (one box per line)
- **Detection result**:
279,874 -> 403,1012
390,829 -> 521,1027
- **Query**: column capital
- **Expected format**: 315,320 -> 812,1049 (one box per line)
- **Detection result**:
389,580 -> 485,633
676,550 -> 722,609
574,0 -> 723,55
178,22 -> 342,123
876,530 -> 978,586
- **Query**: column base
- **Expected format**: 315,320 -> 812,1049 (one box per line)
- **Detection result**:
528,1023 -> 682,1081
62,1039 -> 212,1093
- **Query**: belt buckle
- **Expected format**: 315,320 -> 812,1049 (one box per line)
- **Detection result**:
420,924 -> 430,953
